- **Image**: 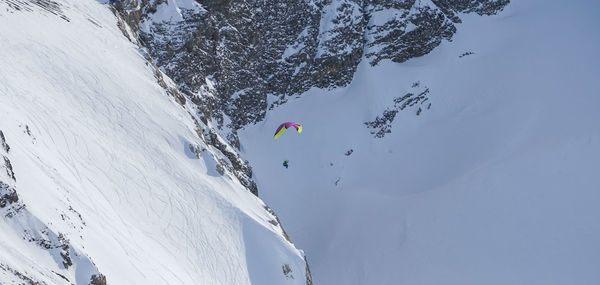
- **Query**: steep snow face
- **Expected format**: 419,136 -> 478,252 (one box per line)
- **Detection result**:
0,0 -> 309,284
240,0 -> 600,284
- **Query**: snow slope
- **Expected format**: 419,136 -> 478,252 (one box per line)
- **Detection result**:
240,0 -> 600,284
0,0 -> 308,284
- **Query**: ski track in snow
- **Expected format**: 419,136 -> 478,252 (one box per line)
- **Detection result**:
0,0 -> 308,284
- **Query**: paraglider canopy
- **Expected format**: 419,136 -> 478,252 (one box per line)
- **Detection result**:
274,122 -> 302,139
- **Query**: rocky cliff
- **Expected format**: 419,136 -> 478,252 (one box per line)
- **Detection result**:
112,0 -> 508,134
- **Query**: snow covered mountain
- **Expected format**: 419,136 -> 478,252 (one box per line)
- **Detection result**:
0,0 -> 311,284
2,0 -> 600,284
109,1 -> 600,284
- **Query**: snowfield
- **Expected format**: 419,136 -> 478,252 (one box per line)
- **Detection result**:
240,0 -> 600,284
1,0 -> 599,284
0,0 -> 309,284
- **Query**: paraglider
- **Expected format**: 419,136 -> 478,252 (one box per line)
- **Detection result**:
274,122 -> 302,168
273,122 -> 302,139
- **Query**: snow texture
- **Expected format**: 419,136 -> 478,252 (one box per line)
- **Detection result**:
0,0 -> 309,284
239,0 -> 600,284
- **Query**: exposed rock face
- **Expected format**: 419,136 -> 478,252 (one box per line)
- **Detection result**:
0,131 -> 18,211
114,0 -> 508,134
365,82 -> 431,138
366,0 -> 455,65
0,182 -> 19,209
90,274 -> 107,285
366,0 -> 509,64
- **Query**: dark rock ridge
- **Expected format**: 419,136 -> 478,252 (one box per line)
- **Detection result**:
365,82 -> 431,138
111,0 -> 508,136
0,181 -> 19,209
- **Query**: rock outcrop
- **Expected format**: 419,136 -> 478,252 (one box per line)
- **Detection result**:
111,0 -> 508,134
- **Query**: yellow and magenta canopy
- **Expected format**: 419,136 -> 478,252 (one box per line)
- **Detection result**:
274,122 -> 302,139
